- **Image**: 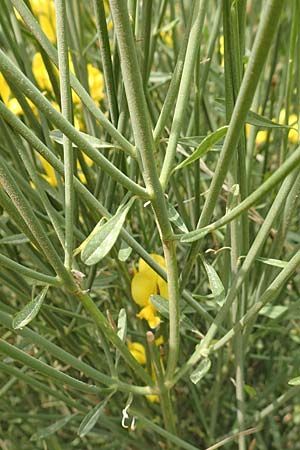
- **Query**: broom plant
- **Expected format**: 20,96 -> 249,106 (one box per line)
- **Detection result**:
0,0 -> 300,448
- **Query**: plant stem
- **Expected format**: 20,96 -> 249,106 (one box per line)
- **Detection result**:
55,0 -> 74,270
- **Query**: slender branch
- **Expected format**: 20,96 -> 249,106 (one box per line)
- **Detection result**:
55,0 -> 74,269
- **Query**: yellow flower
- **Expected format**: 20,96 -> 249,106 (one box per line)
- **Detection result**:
245,123 -> 268,146
128,339 -> 162,403
37,154 -> 58,187
128,341 -> 146,365
131,254 -> 168,329
32,53 -> 53,92
30,0 -> 56,44
160,30 -> 173,47
278,109 -> 299,144
87,64 -> 104,104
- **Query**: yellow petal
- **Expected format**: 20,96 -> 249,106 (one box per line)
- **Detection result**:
32,53 -> 52,92
38,154 -> 57,187
131,271 -> 156,307
155,336 -> 164,346
157,277 -> 168,299
87,64 -> 104,103
146,394 -> 160,403
256,130 -> 268,146
138,253 -> 166,274
137,304 -> 160,329
128,341 -> 146,366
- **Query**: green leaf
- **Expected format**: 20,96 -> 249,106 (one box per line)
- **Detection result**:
150,295 -> 198,332
288,377 -> 300,386
117,308 -> 127,342
246,109 -> 294,129
174,126 -> 228,171
78,403 -> 105,438
31,414 -> 76,440
256,256 -> 288,268
201,258 -> 225,302
244,384 -> 257,398
150,294 -> 169,319
12,286 -> 49,330
258,305 -> 288,319
118,246 -> 132,261
80,197 -> 135,265
50,129 -> 117,149
215,100 -> 294,129
167,202 -> 188,232
0,233 -> 29,245
190,358 -> 211,384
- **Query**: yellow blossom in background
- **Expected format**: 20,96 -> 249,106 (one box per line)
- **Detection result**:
278,109 -> 299,144
128,339 -> 162,403
30,0 -> 56,44
32,53 -> 53,92
131,254 -> 168,329
219,35 -> 224,67
160,30 -> 173,47
37,154 -> 58,187
87,64 -> 104,104
128,341 -> 147,365
0,73 -> 34,115
245,123 -> 268,146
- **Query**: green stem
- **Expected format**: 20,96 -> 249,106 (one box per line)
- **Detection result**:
109,0 -> 180,380
55,0 -> 74,269
159,0 -> 208,190
0,52 -> 147,198
11,0 -> 135,157
180,0 -> 283,288
0,253 -> 61,286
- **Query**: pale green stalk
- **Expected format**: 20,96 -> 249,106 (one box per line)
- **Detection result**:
55,0 -> 74,269
159,0 -> 208,190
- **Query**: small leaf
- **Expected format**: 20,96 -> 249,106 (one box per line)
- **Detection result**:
31,414 -> 75,440
118,246 -> 132,261
244,384 -> 257,398
288,376 -> 300,386
150,294 -> 169,319
190,358 -> 211,384
0,233 -> 29,245
167,202 -> 188,233
246,110 -> 295,129
78,403 -> 105,438
150,295 -> 198,332
258,305 -> 288,319
201,258 -> 225,302
174,126 -> 228,171
12,286 -> 49,330
256,256 -> 288,268
50,129 -> 117,149
81,198 -> 135,265
117,308 -> 127,342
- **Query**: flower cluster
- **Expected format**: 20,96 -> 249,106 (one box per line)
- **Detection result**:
131,254 -> 168,329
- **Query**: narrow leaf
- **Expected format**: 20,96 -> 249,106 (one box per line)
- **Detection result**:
0,234 -> 29,244
256,256 -> 288,268
167,202 -> 188,232
118,246 -> 132,261
81,198 -> 135,265
288,377 -> 300,386
117,308 -> 127,342
12,286 -> 49,330
201,258 -> 225,301
190,358 -> 211,384
31,414 -> 76,440
78,403 -> 105,438
258,305 -> 288,319
50,129 -> 117,149
174,126 -> 228,171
